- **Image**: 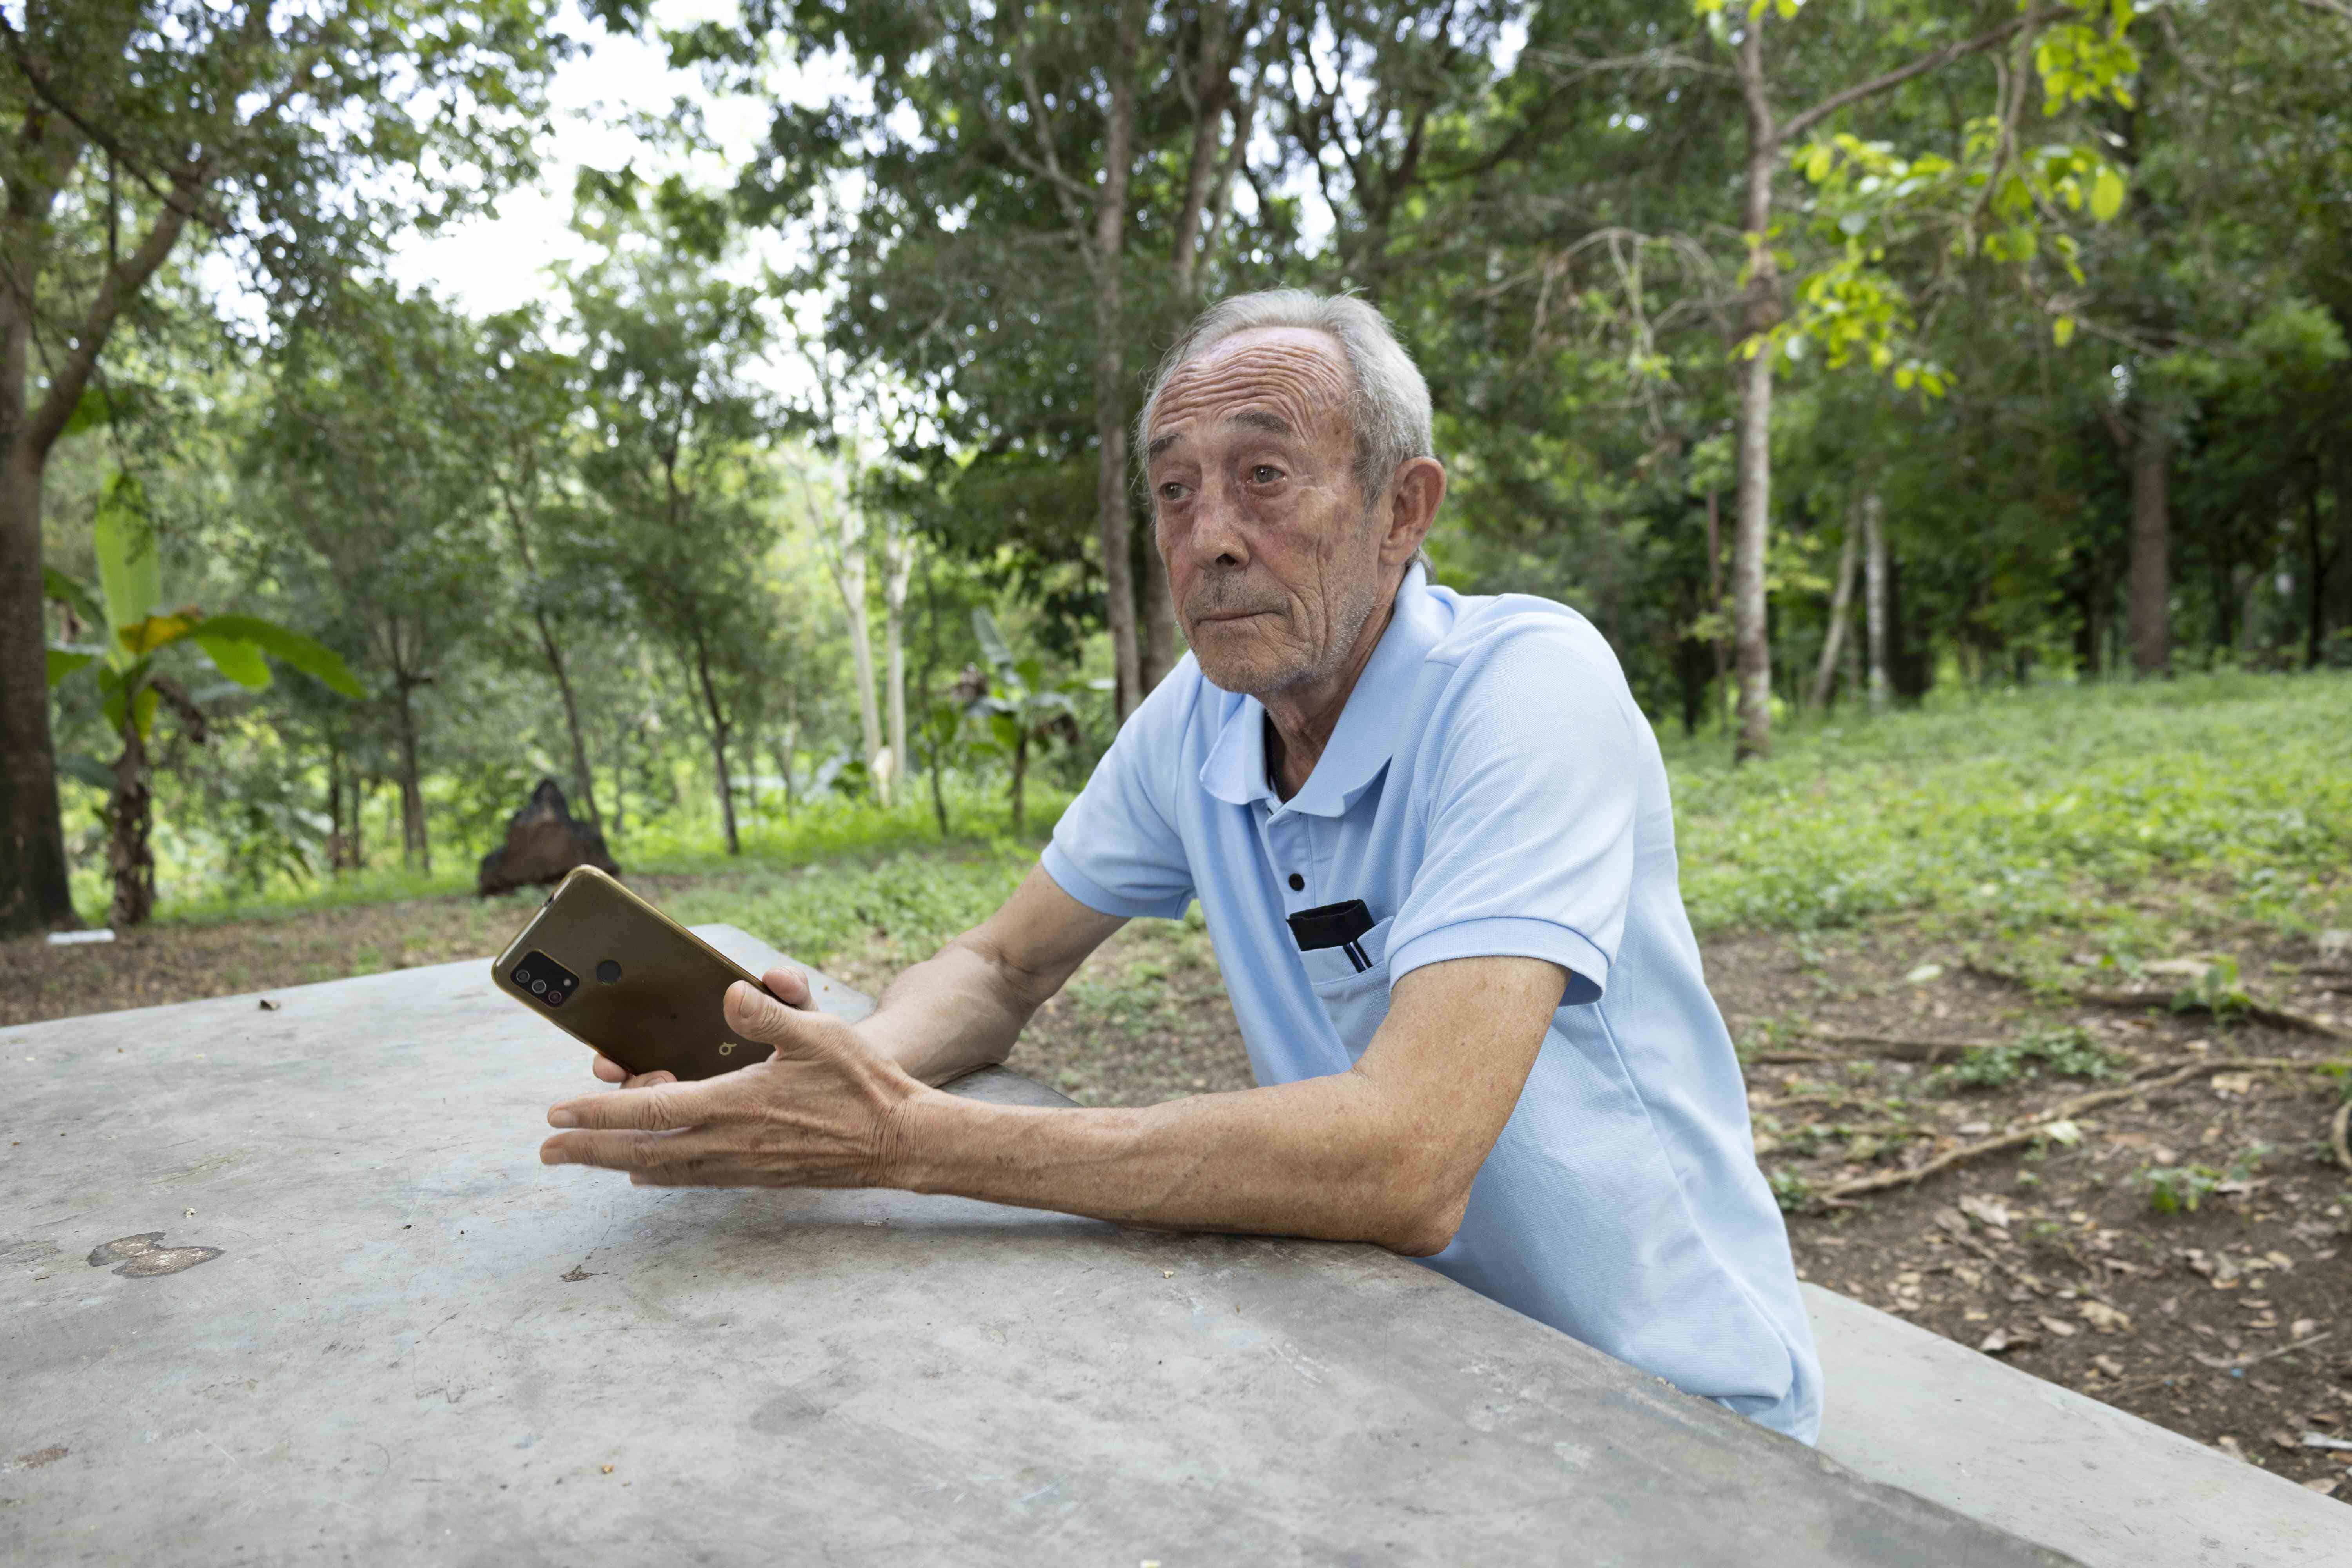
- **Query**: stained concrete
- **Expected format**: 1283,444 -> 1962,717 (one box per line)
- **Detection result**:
0,925 -> 2077,1566
1806,1284 -> 2350,1566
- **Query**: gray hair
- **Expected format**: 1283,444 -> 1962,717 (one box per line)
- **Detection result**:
1137,290 -> 1436,566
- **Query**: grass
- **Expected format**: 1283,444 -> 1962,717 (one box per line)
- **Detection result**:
1662,670 -> 2352,949
84,671 -> 2352,976
138,781 -> 1074,946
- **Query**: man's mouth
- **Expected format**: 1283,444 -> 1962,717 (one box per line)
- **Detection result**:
1195,608 -> 1274,624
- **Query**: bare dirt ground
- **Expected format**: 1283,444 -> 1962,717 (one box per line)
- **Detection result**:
7,890 -> 2348,1501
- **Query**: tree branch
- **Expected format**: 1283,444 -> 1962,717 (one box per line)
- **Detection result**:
1778,5 -> 2071,148
24,180 -> 199,459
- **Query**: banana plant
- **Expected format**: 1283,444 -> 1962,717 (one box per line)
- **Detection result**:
961,608 -> 1102,833
44,477 -> 363,927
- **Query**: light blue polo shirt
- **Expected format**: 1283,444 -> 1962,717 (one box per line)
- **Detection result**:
1042,564 -> 1822,1443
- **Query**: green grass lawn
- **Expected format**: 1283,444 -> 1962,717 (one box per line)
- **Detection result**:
1663,671 -> 2352,955
133,671 -> 2349,973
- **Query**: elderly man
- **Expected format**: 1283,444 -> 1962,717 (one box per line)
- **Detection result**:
541,289 -> 1822,1444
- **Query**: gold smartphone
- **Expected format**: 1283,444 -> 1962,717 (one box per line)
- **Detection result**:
490,866 -> 772,1081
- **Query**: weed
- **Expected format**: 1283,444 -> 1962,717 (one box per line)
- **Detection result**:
2135,1164 -> 2225,1214
1768,1168 -> 1813,1212
1927,1025 -> 2124,1094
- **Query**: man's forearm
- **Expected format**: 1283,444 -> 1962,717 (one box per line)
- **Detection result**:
855,940 -> 1039,1086
879,1071 -> 1462,1256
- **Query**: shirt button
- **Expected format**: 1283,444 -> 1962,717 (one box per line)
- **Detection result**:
1287,873 -> 1305,891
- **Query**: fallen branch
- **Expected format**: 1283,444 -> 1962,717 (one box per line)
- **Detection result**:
1964,962 -> 2351,1041
2190,1330 -> 2334,1373
1803,1028 -> 1998,1063
1815,1055 -> 2334,1201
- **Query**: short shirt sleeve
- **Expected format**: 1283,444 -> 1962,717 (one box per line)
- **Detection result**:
1385,617 -> 1640,1006
1040,667 -> 1198,921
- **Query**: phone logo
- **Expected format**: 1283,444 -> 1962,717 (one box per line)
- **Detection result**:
717,1042 -> 736,1056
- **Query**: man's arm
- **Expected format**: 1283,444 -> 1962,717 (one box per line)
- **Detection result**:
853,866 -> 1128,1085
541,941 -> 1564,1258
582,866 -> 1125,1091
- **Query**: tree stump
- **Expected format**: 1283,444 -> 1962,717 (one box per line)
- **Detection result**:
476,779 -> 620,896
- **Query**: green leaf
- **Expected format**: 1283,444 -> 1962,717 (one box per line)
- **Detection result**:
2053,316 -> 2077,347
56,752 -> 114,791
193,633 -> 273,690
42,565 -> 104,626
970,607 -> 1016,675
117,611 -> 204,656
92,475 -> 162,653
2089,167 -> 2126,222
191,615 -> 365,698
46,646 -> 99,687
132,684 -> 160,741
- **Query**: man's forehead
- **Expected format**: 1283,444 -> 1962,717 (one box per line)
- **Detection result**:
1147,327 -> 1350,448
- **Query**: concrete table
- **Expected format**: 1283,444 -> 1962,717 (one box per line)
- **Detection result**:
2,925 -> 2076,1566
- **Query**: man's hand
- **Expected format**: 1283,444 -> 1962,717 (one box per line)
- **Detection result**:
541,967 -> 927,1187
583,964 -> 817,1089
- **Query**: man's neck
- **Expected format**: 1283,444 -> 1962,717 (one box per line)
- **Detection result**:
1261,580 -> 1401,801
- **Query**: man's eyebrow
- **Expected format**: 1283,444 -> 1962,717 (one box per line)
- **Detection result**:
1144,407 -> 1298,463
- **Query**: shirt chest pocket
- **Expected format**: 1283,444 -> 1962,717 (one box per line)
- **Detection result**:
1300,916 -> 1395,1060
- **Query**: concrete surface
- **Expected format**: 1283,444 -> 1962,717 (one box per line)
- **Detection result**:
0,924 -> 2078,1566
1806,1284 -> 2349,1567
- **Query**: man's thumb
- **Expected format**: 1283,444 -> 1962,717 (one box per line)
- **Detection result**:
724,980 -> 811,1048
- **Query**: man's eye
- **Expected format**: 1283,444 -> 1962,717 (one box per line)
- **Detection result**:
1160,483 -> 1187,501
1250,465 -> 1281,484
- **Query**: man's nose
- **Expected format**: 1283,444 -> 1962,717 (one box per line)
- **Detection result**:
1182,479 -> 1251,568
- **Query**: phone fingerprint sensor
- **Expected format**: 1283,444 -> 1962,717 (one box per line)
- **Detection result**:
595,960 -> 622,984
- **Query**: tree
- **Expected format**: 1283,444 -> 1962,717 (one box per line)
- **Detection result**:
0,0 -> 561,934
46,477 -> 359,924
671,0 -> 1286,720
458,308 -> 608,823
965,608 -> 1089,833
1692,0 -> 2138,755
569,175 -> 779,855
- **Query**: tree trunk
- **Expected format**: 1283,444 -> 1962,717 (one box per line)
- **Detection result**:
1730,22 -> 1781,763
1093,1 -> 1143,722
2124,414 -> 2170,677
2307,481 -> 2328,671
828,504 -> 886,803
882,526 -> 915,803
1862,490 -> 1889,713
0,445 -> 78,933
692,637 -> 740,856
611,718 -> 628,841
1807,522 -> 1859,711
532,608 -> 600,826
105,707 -> 154,929
1140,536 -> 1178,693
392,678 -> 430,873
1010,730 -> 1029,834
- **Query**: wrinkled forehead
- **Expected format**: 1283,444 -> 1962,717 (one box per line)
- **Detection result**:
1145,327 -> 1353,461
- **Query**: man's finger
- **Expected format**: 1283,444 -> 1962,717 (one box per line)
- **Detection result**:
592,1054 -> 628,1083
540,1128 -> 714,1170
725,979 -> 833,1051
547,1078 -> 717,1131
762,965 -> 814,1010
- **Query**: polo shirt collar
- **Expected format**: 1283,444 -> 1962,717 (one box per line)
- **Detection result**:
1198,564 -> 1444,818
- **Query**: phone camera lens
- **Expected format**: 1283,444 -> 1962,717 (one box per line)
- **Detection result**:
546,990 -> 565,1006
513,967 -> 530,985
531,978 -> 547,995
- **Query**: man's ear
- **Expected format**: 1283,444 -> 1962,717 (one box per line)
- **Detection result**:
1379,456 -> 1446,566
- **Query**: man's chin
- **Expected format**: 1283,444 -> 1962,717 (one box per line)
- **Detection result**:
1193,649 -> 1295,699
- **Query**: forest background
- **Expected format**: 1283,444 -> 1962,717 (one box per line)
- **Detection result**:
5,0 -> 2350,934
